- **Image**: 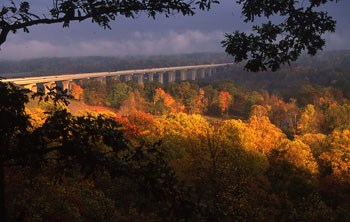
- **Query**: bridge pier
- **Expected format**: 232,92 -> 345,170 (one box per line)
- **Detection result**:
157,72 -> 164,84
106,75 -> 120,82
113,75 -> 120,81
92,76 -> 106,84
190,70 -> 196,80
124,75 -> 132,82
168,71 -> 176,83
137,74 -> 144,85
148,73 -> 154,82
180,70 -> 187,81
39,82 -> 56,94
60,80 -> 72,92
207,68 -> 212,77
199,68 -> 206,79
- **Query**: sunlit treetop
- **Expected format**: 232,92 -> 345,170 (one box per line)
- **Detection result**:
0,0 -> 338,71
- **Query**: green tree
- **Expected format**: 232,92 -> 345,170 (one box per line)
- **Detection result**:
202,85 -> 219,115
108,82 -> 132,108
82,80 -> 108,106
168,82 -> 199,113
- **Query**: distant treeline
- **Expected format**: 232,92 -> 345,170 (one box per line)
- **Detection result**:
215,50 -> 350,99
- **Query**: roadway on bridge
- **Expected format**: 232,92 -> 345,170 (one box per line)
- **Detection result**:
1,63 -> 233,86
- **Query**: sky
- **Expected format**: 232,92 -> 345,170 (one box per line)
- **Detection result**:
1,0 -> 350,60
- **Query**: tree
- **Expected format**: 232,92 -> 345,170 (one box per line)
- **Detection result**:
193,88 -> 208,114
0,82 -> 29,221
275,139 -> 319,175
82,80 -> 108,106
0,0 -> 339,71
152,88 -> 184,115
320,129 -> 350,182
108,82 -> 132,108
70,82 -> 84,100
298,104 -> 322,134
219,116 -> 285,155
222,0 -> 338,71
118,90 -> 149,115
0,82 -> 199,222
218,91 -> 233,116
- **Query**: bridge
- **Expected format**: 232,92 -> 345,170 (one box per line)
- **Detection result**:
1,63 -> 233,93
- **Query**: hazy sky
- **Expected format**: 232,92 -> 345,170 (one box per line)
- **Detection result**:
1,0 -> 350,60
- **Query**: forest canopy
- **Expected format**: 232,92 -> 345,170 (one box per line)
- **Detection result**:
1,0 -> 349,221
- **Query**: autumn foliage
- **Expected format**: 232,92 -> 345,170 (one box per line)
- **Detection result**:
14,76 -> 350,221
218,91 -> 232,115
115,110 -> 155,139
70,82 -> 84,100
153,88 -> 184,114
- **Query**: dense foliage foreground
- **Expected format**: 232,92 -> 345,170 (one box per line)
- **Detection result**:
1,80 -> 350,221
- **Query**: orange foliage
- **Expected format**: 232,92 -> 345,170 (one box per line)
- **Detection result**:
154,88 -> 184,114
218,91 -> 233,115
118,90 -> 149,116
70,82 -> 84,100
193,88 -> 207,114
115,111 -> 155,139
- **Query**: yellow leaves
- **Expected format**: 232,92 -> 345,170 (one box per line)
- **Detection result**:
219,119 -> 249,149
247,116 -> 286,154
76,109 -> 116,118
219,116 -> 285,155
70,82 -> 83,100
218,116 -> 286,174
250,105 -> 268,118
298,104 -> 322,134
327,129 -> 350,149
156,113 -> 212,144
25,107 -> 47,128
218,119 -> 271,177
276,139 -> 319,174
298,133 -> 327,157
152,113 -> 215,182
320,129 -> 350,181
